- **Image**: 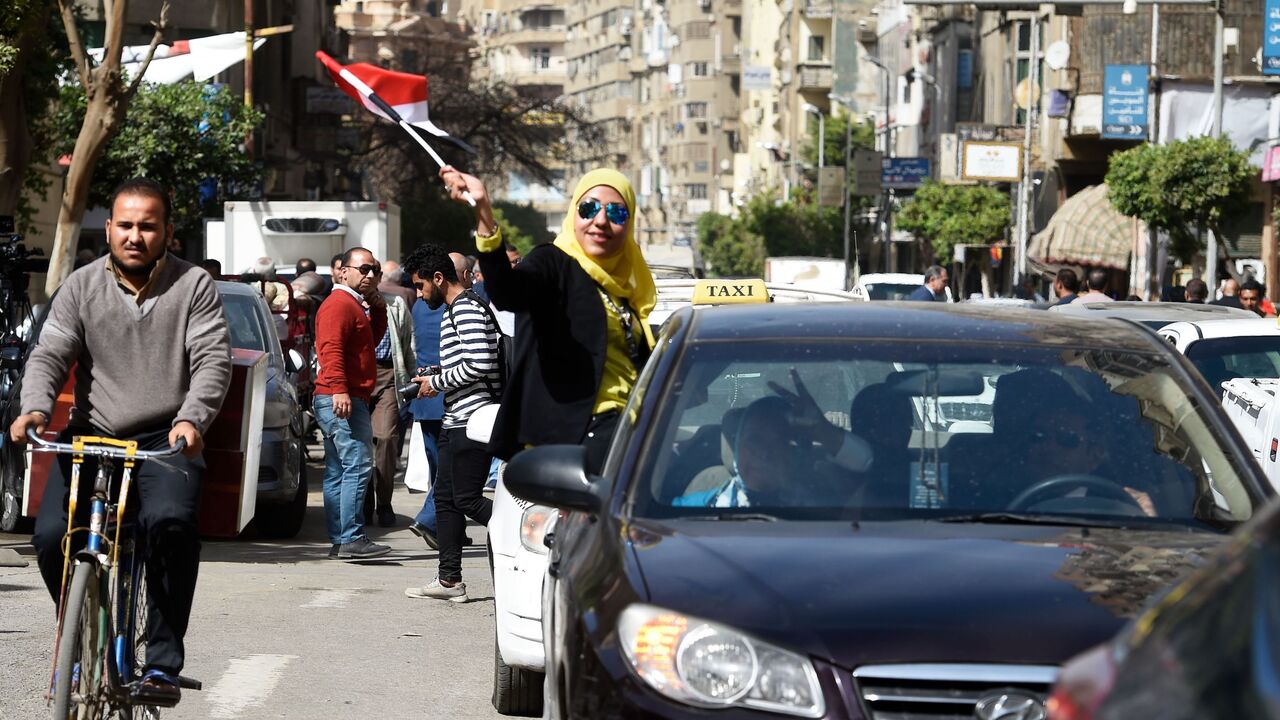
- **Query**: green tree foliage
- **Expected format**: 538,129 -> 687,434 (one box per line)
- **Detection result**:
697,211 -> 765,277
491,206 -> 535,256
896,180 -> 1011,262
1106,136 -> 1254,262
47,81 -> 263,240
800,112 -> 875,173
492,200 -> 553,254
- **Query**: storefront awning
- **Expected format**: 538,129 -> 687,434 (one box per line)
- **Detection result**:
1028,184 -> 1134,271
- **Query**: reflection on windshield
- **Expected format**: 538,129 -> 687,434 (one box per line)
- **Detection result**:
222,295 -> 267,352
635,342 -> 1254,529
1186,336 -> 1280,394
865,284 -> 919,301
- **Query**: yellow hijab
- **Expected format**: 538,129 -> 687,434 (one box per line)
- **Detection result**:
553,169 -> 657,347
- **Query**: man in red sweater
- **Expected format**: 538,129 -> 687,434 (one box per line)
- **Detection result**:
314,247 -> 392,559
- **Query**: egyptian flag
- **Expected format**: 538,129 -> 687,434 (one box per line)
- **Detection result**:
316,51 -> 474,154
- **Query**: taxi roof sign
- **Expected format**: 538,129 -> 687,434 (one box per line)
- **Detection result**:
691,279 -> 771,306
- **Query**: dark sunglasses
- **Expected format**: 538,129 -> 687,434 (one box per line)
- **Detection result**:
343,264 -> 378,276
577,198 -> 630,226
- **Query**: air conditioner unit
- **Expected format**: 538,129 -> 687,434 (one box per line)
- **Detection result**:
698,0 -> 711,9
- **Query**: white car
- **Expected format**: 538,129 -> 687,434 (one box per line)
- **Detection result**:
487,279 -> 856,715
1157,317 -> 1280,396
850,272 -> 953,302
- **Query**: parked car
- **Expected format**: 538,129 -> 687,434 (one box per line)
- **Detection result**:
1157,317 -> 1280,393
1047,498 -> 1280,720
508,302 -> 1269,719
0,281 -> 308,538
851,272 -> 953,302
215,281 -> 309,538
1049,300 -> 1254,328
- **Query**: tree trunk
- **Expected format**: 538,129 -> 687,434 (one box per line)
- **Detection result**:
0,5 -> 48,218
45,82 -> 124,295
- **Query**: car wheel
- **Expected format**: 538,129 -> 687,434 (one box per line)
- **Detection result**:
256,446 -> 308,539
1,443 -> 32,534
492,630 -> 544,717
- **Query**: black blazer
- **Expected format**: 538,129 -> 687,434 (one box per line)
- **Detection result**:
477,242 -> 651,460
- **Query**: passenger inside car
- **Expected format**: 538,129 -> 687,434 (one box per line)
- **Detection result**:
849,383 -> 914,507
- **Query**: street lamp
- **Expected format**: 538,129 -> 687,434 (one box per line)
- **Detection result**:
829,92 -> 858,287
802,102 -> 825,168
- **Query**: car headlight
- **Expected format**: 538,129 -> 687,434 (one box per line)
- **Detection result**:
618,604 -> 824,717
519,505 -> 555,554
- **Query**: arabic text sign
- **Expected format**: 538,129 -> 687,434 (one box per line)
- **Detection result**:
961,141 -> 1021,182
1102,64 -> 1148,140
742,65 -> 772,91
1267,0 -> 1280,75
881,158 -> 930,190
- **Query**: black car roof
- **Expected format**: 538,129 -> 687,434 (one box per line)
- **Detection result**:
676,301 -> 1165,352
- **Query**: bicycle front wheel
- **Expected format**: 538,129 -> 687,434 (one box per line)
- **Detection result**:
53,560 -> 107,719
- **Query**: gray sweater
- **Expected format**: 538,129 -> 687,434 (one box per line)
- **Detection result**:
21,255 -> 232,437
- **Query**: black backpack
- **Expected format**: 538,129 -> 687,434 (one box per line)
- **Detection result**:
446,289 -> 512,394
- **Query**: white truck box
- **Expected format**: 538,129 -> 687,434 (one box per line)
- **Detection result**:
764,256 -> 847,293
205,201 -> 401,276
1221,377 -> 1280,493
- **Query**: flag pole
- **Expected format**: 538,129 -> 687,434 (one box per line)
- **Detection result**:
336,66 -> 477,208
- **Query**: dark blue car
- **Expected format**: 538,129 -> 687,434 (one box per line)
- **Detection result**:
508,302 -> 1270,720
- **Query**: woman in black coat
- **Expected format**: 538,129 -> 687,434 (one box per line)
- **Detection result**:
438,165 -> 657,473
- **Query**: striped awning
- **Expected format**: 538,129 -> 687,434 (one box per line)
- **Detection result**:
1028,184 -> 1135,271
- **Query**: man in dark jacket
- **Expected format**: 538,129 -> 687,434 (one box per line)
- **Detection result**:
908,265 -> 949,302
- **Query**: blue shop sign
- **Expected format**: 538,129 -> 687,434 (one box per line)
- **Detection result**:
1266,0 -> 1280,75
881,158 -> 931,190
1102,64 -> 1148,140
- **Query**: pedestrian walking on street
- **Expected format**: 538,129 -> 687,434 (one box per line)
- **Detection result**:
908,265 -> 949,302
9,177 -> 232,705
364,263 -> 417,528
406,287 -> 446,549
1213,278 -> 1243,308
1239,279 -> 1276,317
403,243 -> 503,602
314,247 -> 391,560
1184,278 -> 1209,304
437,165 -> 656,474
1075,269 -> 1115,304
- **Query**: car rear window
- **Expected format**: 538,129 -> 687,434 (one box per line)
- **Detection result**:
1186,336 -> 1280,391
221,294 -> 268,352
630,340 -> 1256,529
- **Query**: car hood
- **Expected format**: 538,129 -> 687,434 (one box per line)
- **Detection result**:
626,519 -> 1226,669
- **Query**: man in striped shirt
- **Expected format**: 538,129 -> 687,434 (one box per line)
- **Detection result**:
402,243 -> 503,602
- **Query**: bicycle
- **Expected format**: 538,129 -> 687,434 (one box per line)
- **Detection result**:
27,429 -> 202,719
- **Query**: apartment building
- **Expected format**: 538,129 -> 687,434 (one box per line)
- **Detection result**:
335,0 -> 472,74
565,1 -> 636,182
457,0 -> 571,231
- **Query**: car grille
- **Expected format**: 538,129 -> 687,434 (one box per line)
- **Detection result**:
852,663 -> 1057,720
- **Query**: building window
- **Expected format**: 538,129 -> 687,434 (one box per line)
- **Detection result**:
807,35 -> 825,62
690,61 -> 709,77
687,184 -> 708,199
532,47 -> 551,70
1012,19 -> 1042,124
685,102 -> 708,119
686,21 -> 712,39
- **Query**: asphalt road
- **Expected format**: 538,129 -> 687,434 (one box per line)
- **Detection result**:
0,451 -> 507,720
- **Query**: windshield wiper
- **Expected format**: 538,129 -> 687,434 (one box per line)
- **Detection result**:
930,512 -> 1142,529
681,513 -> 781,522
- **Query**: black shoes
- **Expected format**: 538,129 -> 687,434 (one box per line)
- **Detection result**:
377,507 -> 396,527
328,544 -> 339,559
408,521 -> 440,550
337,536 -> 391,559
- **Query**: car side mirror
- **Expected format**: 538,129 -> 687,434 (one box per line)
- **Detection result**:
0,345 -> 21,370
504,445 -> 604,514
285,349 -> 304,374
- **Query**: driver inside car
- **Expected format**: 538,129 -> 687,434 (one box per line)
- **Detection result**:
674,371 -> 875,508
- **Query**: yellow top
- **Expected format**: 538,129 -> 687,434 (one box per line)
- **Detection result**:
593,289 -> 638,414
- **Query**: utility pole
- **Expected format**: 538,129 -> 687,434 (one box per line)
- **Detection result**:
244,0 -> 254,157
1014,12 -> 1040,286
1205,0 -> 1225,289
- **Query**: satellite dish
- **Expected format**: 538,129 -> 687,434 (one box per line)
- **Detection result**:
1014,78 -> 1041,110
1044,41 -> 1071,71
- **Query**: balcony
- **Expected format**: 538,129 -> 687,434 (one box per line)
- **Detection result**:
505,25 -> 568,45
797,63 -> 832,89
802,0 -> 833,18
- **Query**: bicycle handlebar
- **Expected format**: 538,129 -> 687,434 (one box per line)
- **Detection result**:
26,428 -> 187,459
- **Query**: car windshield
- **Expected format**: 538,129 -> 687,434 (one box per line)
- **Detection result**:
631,341 -> 1256,529
221,294 -> 268,352
864,283 -> 918,301
1185,336 -> 1280,390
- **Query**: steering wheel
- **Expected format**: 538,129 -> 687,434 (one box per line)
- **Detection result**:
1007,474 -> 1144,512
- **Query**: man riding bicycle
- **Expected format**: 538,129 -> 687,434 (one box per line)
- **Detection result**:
8,177 -> 231,707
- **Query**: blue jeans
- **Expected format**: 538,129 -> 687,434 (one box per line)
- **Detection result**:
314,394 -> 373,545
414,419 -> 442,533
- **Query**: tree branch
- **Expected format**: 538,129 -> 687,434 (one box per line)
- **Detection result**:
101,0 -> 128,73
56,0 -> 89,89
126,2 -> 170,97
